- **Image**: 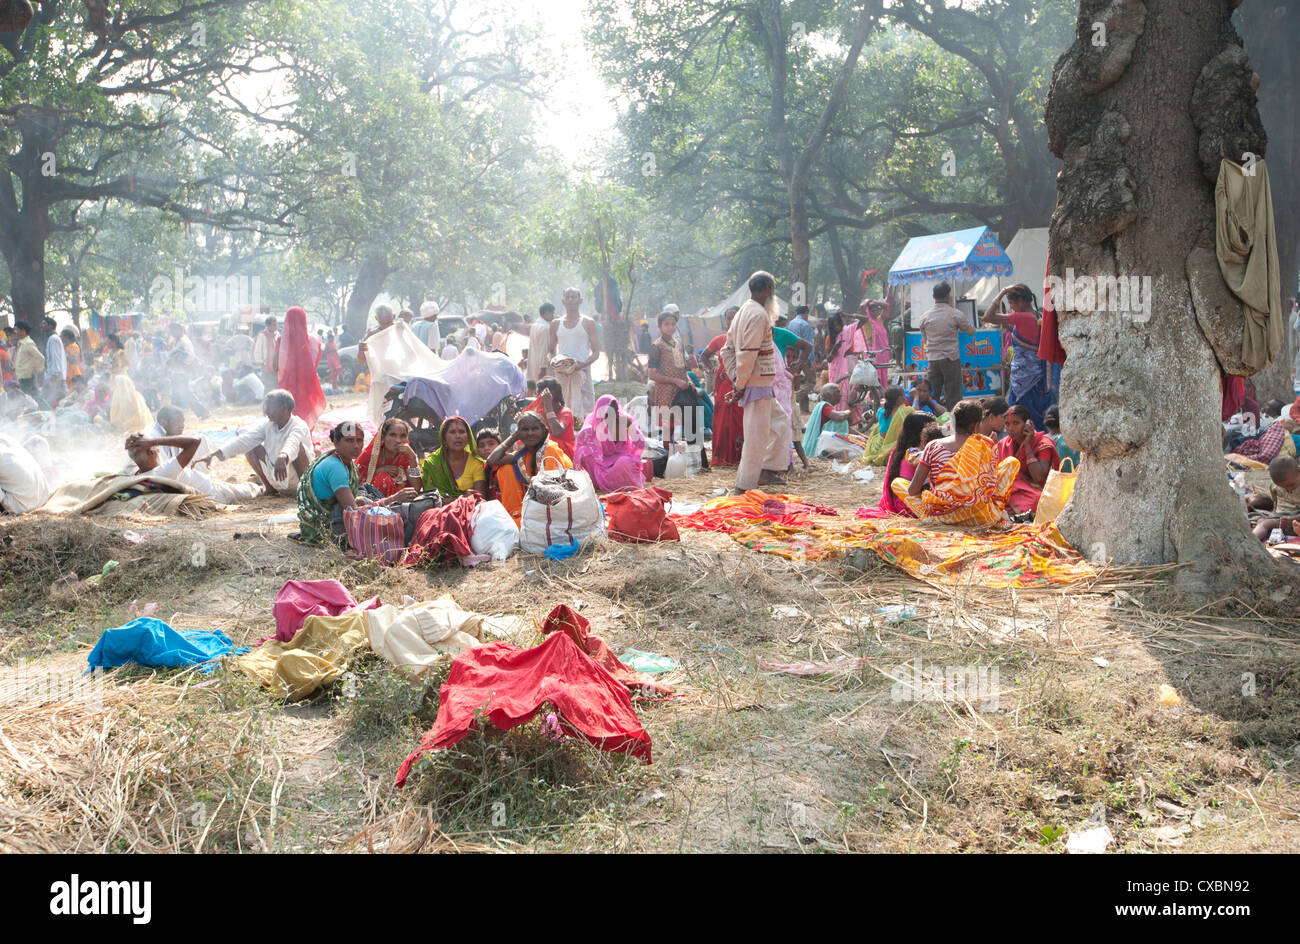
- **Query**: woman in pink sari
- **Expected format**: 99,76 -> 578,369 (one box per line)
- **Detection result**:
858,409 -> 940,518
861,300 -> 891,388
574,394 -> 646,493
826,310 -> 866,387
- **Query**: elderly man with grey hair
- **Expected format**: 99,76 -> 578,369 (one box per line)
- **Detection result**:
412,300 -> 441,352
720,270 -> 791,492
210,389 -> 314,495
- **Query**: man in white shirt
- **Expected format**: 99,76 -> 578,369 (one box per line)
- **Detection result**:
127,432 -> 262,505
40,317 -> 67,407
412,301 -> 441,352
526,303 -> 556,391
0,433 -> 52,514
227,330 -> 254,370
549,287 -> 600,422
251,316 -> 279,389
210,389 -> 313,495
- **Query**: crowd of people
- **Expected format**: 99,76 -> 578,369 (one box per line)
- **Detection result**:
6,277 -> 1299,564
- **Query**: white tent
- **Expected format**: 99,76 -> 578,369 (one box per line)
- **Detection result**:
702,281 -> 790,323
970,227 -> 1049,311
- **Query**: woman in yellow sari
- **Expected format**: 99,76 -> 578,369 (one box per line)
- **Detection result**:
105,333 -> 153,432
862,386 -> 913,466
891,400 -> 1018,526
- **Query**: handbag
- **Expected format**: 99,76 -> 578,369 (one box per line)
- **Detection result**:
390,490 -> 444,543
343,505 -> 407,564
1033,457 -> 1077,525
519,456 -> 605,553
604,486 -> 680,543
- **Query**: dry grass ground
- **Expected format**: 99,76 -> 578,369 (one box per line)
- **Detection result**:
1,395 -> 1298,853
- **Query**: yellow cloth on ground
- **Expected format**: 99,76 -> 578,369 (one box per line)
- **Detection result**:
723,518 -> 1096,589
1216,158 -> 1282,372
235,611 -> 368,701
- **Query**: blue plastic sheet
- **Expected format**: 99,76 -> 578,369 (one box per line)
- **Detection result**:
86,617 -> 246,672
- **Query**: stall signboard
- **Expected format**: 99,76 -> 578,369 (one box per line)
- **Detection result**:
905,329 -> 1003,397
904,329 -> 1003,370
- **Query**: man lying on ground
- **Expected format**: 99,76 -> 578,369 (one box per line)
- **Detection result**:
209,389 -> 313,496
0,432 -> 52,514
126,432 -> 263,505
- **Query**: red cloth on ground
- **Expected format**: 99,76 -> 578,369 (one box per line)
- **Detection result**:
395,632 -> 652,786
1038,257 -> 1067,364
271,579 -> 380,643
541,604 -> 672,696
277,306 -> 328,429
401,493 -> 482,566
671,490 -> 839,534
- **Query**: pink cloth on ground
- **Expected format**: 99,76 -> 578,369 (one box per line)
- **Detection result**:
270,579 -> 380,643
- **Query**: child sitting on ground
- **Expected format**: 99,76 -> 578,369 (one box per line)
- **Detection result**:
1249,455 -> 1300,542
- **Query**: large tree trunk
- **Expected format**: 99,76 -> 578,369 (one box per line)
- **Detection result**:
0,127 -> 50,325
1045,0 -> 1287,596
344,253 -> 388,340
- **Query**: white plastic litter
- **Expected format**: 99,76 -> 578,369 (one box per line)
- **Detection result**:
469,500 -> 519,561
1065,824 -> 1113,854
853,468 -> 875,482
267,511 -> 299,524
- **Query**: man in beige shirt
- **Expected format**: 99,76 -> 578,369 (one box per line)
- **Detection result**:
919,282 -> 969,410
722,271 -> 791,492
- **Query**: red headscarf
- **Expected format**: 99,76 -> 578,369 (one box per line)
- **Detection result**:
277,306 -> 327,429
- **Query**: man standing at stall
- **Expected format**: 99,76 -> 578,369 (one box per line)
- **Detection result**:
919,282 -> 968,411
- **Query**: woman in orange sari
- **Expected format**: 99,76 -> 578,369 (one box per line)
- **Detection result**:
484,411 -> 571,523
356,417 -> 421,496
891,399 -> 1019,526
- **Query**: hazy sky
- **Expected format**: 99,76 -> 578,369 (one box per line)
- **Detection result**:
523,0 -> 619,171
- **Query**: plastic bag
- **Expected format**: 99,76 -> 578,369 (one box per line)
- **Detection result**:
817,431 -> 865,459
1033,457 -> 1077,525
469,500 -> 519,561
849,359 -> 878,387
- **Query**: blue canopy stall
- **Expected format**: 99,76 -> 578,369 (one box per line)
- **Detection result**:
889,226 -> 1014,397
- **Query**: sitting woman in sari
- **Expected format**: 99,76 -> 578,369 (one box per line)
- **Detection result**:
574,394 -> 646,493
296,421 -> 416,546
891,400 -> 1019,527
862,386 -> 914,466
485,411 -> 571,523
801,383 -> 852,458
420,416 -> 488,500
994,404 -> 1060,516
859,410 -> 938,519
357,418 -> 421,497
